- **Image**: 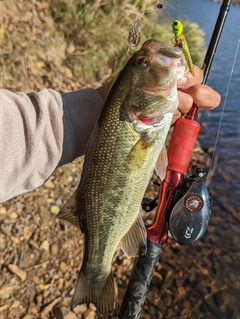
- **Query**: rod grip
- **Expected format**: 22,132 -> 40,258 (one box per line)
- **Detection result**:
167,118 -> 201,174
118,240 -> 164,319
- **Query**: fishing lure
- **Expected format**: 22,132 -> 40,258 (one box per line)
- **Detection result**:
128,18 -> 141,48
127,12 -> 145,59
127,3 -> 164,59
172,19 -> 195,76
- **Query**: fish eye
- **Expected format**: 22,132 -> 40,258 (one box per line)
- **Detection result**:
173,21 -> 178,27
138,57 -> 150,69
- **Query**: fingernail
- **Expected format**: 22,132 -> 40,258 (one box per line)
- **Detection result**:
177,76 -> 188,87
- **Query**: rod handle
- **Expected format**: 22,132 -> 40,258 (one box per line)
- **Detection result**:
118,241 -> 164,319
167,118 -> 201,174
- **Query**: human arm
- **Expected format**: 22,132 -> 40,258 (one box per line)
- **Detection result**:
0,88 -> 103,203
96,66 -> 221,125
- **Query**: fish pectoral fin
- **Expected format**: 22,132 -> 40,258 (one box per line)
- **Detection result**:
57,192 -> 80,229
124,136 -> 152,172
71,271 -> 115,316
120,212 -> 147,257
155,145 -> 168,181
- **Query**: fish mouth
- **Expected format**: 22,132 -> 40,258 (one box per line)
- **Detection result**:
126,96 -> 178,125
142,82 -> 174,98
137,114 -> 164,125
124,40 -> 186,126
143,39 -> 187,79
126,106 -> 166,126
143,39 -> 183,63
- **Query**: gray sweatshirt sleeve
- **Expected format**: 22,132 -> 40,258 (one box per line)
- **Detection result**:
0,87 -> 103,203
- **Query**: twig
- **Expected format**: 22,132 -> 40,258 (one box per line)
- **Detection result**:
40,297 -> 61,319
25,260 -> 49,270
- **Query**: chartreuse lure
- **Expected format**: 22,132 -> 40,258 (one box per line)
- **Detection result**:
172,20 -> 195,76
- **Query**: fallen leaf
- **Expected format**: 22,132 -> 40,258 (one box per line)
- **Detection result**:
153,271 -> 163,281
7,264 -> 27,281
40,240 -> 49,252
0,285 -> 18,297
50,205 -> 60,214
38,283 -> 51,291
0,304 -> 10,312
23,226 -> 32,240
10,235 -> 22,248
0,207 -> 7,215
0,27 -> 4,41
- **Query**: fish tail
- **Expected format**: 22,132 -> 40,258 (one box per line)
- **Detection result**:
71,271 -> 115,315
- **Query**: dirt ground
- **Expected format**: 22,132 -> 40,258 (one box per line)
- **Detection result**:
2,142 -> 235,319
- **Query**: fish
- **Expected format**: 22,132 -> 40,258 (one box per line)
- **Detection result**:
57,39 -> 186,315
172,19 -> 195,76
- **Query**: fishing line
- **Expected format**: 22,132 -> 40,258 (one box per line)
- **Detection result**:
157,1 -> 174,21
206,36 -> 240,186
127,1 -> 173,53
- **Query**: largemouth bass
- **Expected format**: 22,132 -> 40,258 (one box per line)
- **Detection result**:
58,39 -> 186,315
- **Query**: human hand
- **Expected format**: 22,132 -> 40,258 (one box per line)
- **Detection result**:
97,65 -> 221,125
172,65 -> 221,125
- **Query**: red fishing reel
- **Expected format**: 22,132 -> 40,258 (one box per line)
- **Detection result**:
141,114 -> 212,246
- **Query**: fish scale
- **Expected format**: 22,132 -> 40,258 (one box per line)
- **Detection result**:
57,39 -> 186,315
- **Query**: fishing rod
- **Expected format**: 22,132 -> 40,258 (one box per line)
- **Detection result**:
118,0 -> 232,318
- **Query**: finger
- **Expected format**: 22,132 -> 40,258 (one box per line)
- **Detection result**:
177,65 -> 203,89
177,90 -> 194,115
171,91 -> 194,126
184,84 -> 221,109
171,109 -> 182,125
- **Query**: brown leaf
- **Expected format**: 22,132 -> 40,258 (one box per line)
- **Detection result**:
7,264 -> 27,281
0,285 -> 18,297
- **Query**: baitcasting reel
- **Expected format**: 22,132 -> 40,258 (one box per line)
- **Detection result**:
142,166 -> 212,245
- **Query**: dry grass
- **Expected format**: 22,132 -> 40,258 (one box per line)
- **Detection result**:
0,0 -> 205,93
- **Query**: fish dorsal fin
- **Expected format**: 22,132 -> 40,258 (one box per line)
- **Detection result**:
57,192 -> 80,229
155,145 -> 168,181
120,212 -> 147,257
